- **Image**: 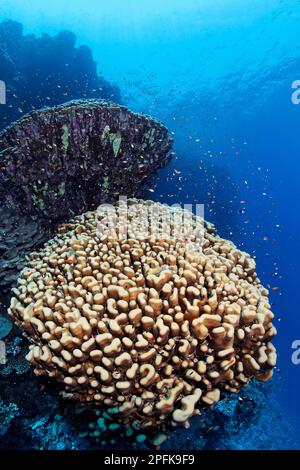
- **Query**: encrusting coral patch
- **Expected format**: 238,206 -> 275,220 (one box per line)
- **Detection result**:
8,199 -> 277,430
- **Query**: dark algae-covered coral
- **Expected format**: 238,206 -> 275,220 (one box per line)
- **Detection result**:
0,100 -> 173,289
0,205 -> 47,289
0,99 -> 173,220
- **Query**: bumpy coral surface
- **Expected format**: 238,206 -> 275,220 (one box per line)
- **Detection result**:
0,100 -> 172,220
8,200 -> 277,428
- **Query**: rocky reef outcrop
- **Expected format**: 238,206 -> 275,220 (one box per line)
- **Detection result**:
0,20 -> 120,130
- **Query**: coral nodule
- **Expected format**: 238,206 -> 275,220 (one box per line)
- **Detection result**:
8,199 -> 277,430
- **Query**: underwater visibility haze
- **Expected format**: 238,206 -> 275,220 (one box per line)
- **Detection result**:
0,0 -> 300,451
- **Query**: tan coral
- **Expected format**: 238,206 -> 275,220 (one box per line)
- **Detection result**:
8,199 -> 277,429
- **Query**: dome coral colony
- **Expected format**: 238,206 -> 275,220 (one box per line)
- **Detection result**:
8,199 -> 277,428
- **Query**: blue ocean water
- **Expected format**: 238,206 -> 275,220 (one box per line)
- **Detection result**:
1,0 -> 300,448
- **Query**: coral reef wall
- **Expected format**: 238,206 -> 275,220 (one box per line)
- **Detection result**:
0,20 -> 120,130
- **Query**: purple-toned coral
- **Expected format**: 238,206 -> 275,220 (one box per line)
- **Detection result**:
0,204 -> 48,289
0,99 -> 173,221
